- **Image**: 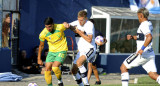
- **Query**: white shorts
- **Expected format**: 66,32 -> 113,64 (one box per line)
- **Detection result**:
123,51 -> 157,73
73,48 -> 96,64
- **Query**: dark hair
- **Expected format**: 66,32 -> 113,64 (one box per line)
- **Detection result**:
44,17 -> 54,25
5,13 -> 10,18
89,19 -> 95,24
137,7 -> 149,18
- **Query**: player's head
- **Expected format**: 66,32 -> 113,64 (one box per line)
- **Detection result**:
44,17 -> 54,32
78,10 -> 87,26
137,7 -> 149,23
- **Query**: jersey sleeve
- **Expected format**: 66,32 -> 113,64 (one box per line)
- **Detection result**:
70,20 -> 78,26
140,23 -> 152,35
39,31 -> 45,42
57,24 -> 66,32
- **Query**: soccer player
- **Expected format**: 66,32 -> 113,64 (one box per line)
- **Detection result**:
87,19 -> 107,85
37,17 -> 69,86
120,7 -> 160,86
66,10 -> 96,86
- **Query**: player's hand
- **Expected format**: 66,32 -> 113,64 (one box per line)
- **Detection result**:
127,35 -> 133,40
63,22 -> 70,28
137,49 -> 143,55
38,59 -> 43,66
103,37 -> 107,44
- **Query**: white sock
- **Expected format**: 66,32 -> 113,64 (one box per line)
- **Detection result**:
121,72 -> 129,86
73,73 -> 84,86
78,65 -> 89,85
156,76 -> 160,84
58,79 -> 63,84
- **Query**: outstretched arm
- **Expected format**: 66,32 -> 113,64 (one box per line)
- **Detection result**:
63,22 -> 76,31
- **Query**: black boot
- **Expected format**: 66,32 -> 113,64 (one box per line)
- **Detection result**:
84,85 -> 90,86
58,83 -> 64,86
95,80 -> 101,85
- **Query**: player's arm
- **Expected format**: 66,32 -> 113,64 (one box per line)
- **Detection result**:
63,22 -> 76,31
75,28 -> 92,43
63,22 -> 70,29
137,33 -> 152,55
37,41 -> 44,65
143,33 -> 152,47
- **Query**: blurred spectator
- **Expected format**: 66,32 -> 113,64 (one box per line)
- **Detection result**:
2,13 -> 10,48
19,50 -> 40,74
31,46 -> 39,64
31,46 -> 46,74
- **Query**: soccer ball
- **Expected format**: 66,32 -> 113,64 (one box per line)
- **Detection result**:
28,83 -> 38,86
95,36 -> 104,43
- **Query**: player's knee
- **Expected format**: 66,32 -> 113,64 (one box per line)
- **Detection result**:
45,67 -> 52,71
120,64 -> 127,72
92,65 -> 97,70
76,61 -> 82,67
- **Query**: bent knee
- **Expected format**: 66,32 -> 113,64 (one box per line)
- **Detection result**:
120,64 -> 128,73
76,61 -> 82,67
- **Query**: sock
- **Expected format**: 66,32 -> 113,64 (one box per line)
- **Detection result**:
73,73 -> 84,86
121,72 -> 129,86
156,76 -> 160,84
78,65 -> 89,85
52,67 -> 63,84
45,71 -> 52,86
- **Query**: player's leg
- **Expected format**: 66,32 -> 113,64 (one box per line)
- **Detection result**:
71,63 -> 84,86
142,57 -> 160,84
92,63 -> 101,85
52,61 -> 63,86
148,72 -> 160,84
77,55 -> 90,86
120,63 -> 129,86
87,62 -> 93,82
52,51 -> 67,86
45,62 -> 53,86
120,53 -> 142,86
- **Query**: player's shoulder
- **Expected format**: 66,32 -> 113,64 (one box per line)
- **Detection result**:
39,28 -> 48,37
86,20 -> 94,26
70,20 -> 78,25
40,28 -> 48,34
141,21 -> 152,26
54,24 -> 65,30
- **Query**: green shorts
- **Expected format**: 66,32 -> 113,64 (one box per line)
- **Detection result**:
46,51 -> 67,64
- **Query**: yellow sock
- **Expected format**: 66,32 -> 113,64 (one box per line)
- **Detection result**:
45,71 -> 52,85
52,67 -> 62,80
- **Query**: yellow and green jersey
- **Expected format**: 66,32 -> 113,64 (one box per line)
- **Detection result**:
39,24 -> 68,52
